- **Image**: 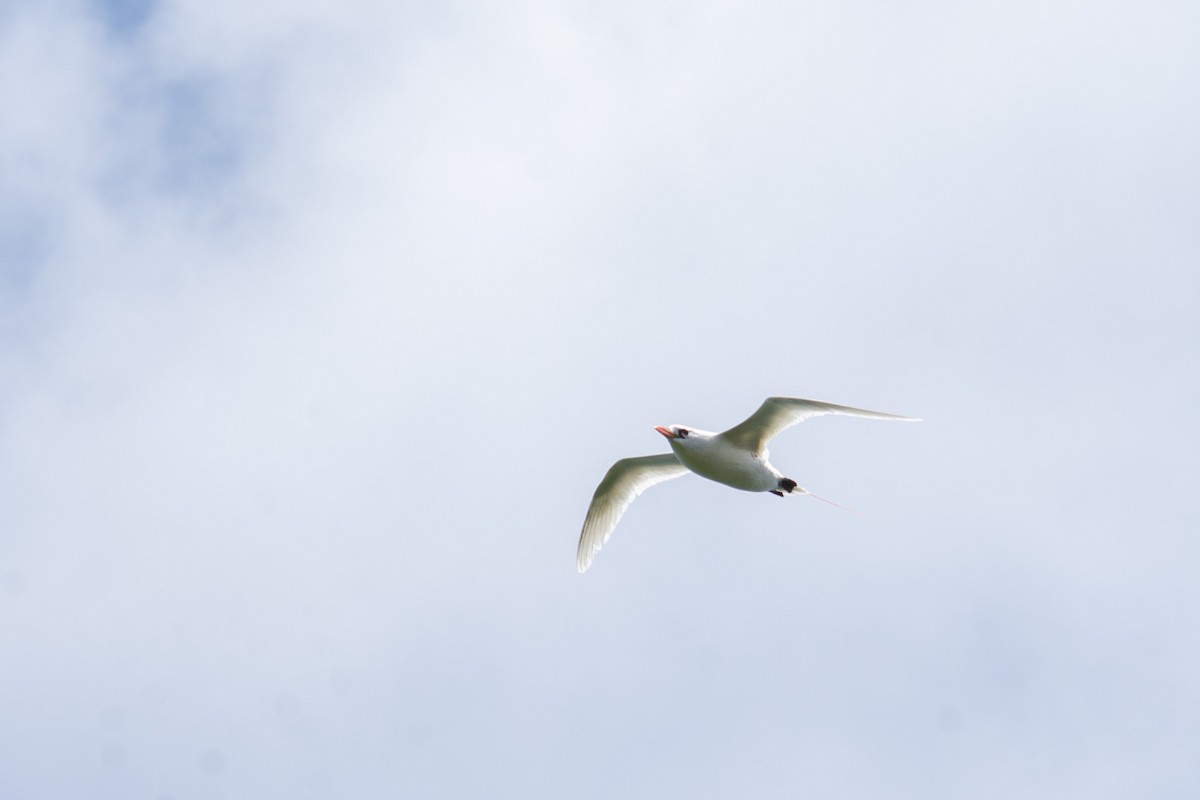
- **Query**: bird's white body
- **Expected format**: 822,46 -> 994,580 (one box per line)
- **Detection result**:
665,430 -> 782,492
576,396 -> 919,573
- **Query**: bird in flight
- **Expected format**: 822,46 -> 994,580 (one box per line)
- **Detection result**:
576,396 -> 918,572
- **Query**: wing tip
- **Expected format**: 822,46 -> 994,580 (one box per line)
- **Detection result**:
576,541 -> 597,573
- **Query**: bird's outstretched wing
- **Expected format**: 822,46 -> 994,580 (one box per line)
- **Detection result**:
577,454 -> 689,573
719,397 -> 919,453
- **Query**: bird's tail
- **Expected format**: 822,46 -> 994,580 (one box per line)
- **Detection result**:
780,478 -> 861,514
801,488 -> 862,516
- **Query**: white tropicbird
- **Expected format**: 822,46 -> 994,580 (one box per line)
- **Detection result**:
576,396 -> 918,572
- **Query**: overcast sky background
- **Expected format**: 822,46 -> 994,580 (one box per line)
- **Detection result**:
2,1 -> 1199,797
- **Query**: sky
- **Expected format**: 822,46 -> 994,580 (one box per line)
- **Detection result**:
2,0 -> 1199,797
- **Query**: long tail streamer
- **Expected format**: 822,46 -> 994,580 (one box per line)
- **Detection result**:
801,489 -> 863,516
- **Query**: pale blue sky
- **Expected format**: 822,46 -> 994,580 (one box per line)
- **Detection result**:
2,1 -> 1199,798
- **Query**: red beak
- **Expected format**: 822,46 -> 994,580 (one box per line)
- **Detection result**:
654,425 -> 676,439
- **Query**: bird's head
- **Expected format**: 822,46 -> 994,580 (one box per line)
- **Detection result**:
655,424 -> 703,444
